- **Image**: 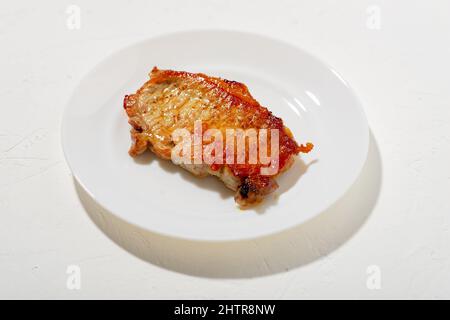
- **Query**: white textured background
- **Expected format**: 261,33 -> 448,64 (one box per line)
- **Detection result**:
1,0 -> 450,299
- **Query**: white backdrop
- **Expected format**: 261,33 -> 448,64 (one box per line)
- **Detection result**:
1,0 -> 449,299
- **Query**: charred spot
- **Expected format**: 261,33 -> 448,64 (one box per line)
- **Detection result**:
123,95 -> 129,109
239,178 -> 257,199
239,182 -> 250,198
224,79 -> 240,85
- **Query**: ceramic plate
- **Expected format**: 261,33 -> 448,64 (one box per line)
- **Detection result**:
62,30 -> 369,241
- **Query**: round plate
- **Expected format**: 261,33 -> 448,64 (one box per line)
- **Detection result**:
62,30 -> 369,241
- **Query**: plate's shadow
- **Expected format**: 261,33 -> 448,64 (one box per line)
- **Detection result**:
75,131 -> 382,279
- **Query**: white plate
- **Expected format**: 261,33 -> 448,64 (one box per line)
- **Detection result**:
62,30 -> 369,241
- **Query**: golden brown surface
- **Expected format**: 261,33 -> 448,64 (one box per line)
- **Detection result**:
124,67 -> 313,207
